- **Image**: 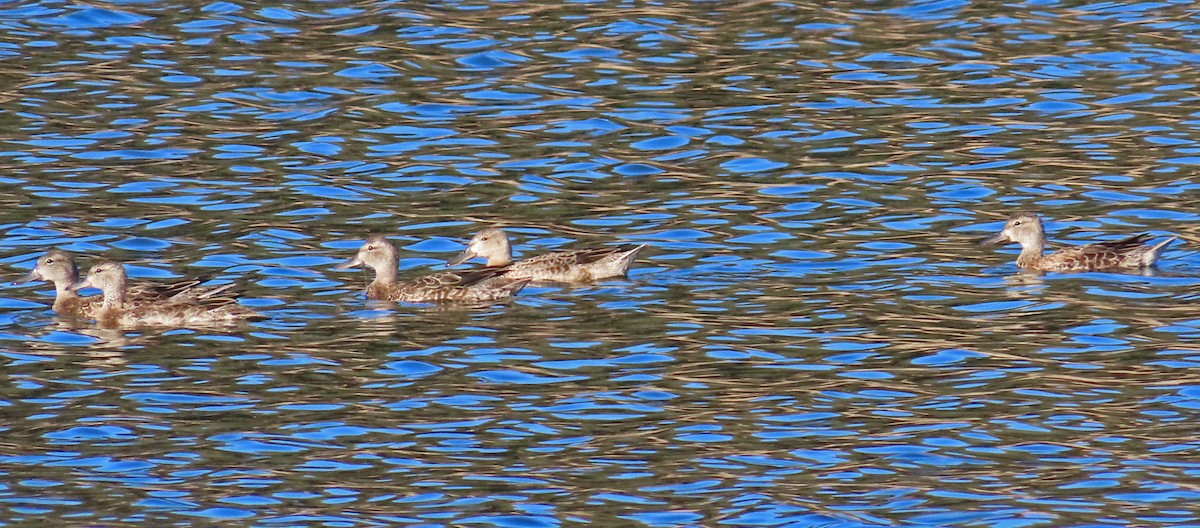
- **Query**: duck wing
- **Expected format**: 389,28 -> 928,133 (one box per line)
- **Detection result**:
127,275 -> 248,303
405,267 -> 511,289
554,246 -> 637,266
127,275 -> 213,301
1046,234 -> 1154,270
1080,233 -> 1152,254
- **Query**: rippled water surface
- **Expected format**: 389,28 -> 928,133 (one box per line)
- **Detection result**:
3,0 -> 1200,526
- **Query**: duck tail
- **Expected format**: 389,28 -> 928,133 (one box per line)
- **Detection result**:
1145,236 -> 1177,266
615,244 -> 648,272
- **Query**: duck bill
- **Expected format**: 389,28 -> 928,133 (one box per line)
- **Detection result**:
67,277 -> 92,292
13,269 -> 42,285
445,248 -> 476,267
980,232 -> 1010,247
334,255 -> 363,271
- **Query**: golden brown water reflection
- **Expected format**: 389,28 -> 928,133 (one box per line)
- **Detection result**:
1,0 -> 1200,526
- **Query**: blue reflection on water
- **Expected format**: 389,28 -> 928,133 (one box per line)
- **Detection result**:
2,0 -> 1200,526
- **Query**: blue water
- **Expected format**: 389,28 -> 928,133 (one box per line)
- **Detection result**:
1,1 -> 1200,526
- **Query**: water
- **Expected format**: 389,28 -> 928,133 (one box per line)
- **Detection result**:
2,1 -> 1200,525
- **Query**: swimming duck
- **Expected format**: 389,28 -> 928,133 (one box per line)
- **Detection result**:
336,235 -> 528,303
981,212 -> 1175,271
67,260 -> 262,327
15,249 -> 91,316
16,249 -> 242,318
446,227 -> 646,283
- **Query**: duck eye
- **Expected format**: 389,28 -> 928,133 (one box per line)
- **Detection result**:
366,245 -> 375,251
44,258 -> 53,264
1012,221 -> 1022,226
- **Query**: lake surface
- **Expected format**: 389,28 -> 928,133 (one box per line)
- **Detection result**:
2,0 -> 1200,526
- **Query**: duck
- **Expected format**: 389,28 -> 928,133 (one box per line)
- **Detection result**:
446,227 -> 646,283
15,249 -> 92,316
16,249 -> 226,318
335,235 -> 528,303
67,259 -> 263,327
981,211 -> 1175,272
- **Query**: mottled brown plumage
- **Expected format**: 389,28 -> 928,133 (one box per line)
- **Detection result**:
336,235 -> 527,303
981,212 -> 1175,272
67,260 -> 262,328
17,249 -> 237,319
446,227 -> 646,283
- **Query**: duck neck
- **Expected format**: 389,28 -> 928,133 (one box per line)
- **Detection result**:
1015,238 -> 1045,269
54,281 -> 78,300
52,282 -> 78,312
373,259 -> 398,286
103,288 -> 126,307
487,254 -> 512,267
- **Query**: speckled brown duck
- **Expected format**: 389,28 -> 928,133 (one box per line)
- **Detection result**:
446,227 -> 646,283
17,249 -> 237,319
336,235 -> 527,303
67,260 -> 262,328
16,249 -> 92,316
981,212 -> 1175,272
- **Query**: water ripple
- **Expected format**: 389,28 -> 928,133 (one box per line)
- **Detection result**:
1,0 -> 1200,526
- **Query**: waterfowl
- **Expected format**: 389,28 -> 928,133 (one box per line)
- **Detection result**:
446,227 -> 646,283
16,249 -> 241,319
15,249 -> 91,316
336,235 -> 528,303
67,260 -> 262,328
981,212 -> 1175,272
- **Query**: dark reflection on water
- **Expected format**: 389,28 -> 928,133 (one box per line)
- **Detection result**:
2,0 -> 1200,525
